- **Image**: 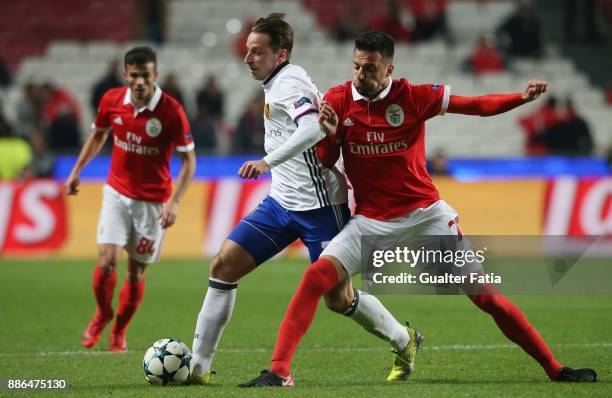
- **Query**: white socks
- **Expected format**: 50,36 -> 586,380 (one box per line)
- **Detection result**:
345,289 -> 409,352
191,278 -> 237,376
191,284 -> 407,376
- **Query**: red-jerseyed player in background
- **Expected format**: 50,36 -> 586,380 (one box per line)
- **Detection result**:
65,46 -> 196,352
240,32 -> 596,387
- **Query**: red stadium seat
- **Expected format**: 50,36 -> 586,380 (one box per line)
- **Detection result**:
0,0 -> 134,71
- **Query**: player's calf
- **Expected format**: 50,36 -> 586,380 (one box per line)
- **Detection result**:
323,279 -> 354,313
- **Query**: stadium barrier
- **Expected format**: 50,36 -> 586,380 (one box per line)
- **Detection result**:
1,177 -> 609,258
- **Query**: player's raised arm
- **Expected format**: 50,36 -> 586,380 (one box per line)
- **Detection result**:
447,80 -> 548,116
64,126 -> 112,195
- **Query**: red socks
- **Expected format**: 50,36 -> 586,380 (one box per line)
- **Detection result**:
469,285 -> 563,380
271,258 -> 339,377
92,266 -> 117,319
112,278 -> 146,336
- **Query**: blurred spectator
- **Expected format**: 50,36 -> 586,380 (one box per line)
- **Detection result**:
137,0 -> 167,44
370,1 -> 411,43
520,97 -> 594,156
162,72 -> 185,106
465,35 -> 505,75
519,96 -> 560,155
427,149 -> 450,175
0,110 -> 32,180
544,99 -> 594,156
233,93 -> 265,154
497,2 -> 543,58
600,0 -> 612,24
234,18 -> 256,60
21,131 -> 56,178
191,107 -> 218,151
0,56 -> 11,87
91,60 -> 123,113
40,83 -> 82,152
408,0 -> 452,43
41,83 -> 80,125
332,7 -> 368,42
564,0 -> 605,44
16,82 -> 43,138
196,75 -> 224,120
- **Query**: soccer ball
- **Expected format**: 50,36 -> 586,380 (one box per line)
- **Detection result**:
143,338 -> 191,386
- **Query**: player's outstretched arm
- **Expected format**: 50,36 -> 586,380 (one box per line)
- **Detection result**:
160,149 -> 196,229
447,80 -> 548,117
64,127 -> 111,195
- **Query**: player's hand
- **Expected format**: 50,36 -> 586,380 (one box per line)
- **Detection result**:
319,101 -> 338,137
238,159 -> 270,179
159,200 -> 179,229
522,80 -> 548,102
64,173 -> 80,195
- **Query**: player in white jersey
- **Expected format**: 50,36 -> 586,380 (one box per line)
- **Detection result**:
190,14 -> 415,386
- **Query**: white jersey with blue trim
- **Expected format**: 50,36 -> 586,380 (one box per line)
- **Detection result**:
262,62 -> 347,211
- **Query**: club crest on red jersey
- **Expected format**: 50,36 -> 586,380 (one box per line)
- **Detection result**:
145,118 -> 162,137
385,104 -> 404,127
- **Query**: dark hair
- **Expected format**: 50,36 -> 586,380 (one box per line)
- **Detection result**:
355,31 -> 395,62
251,13 -> 293,57
124,46 -> 157,68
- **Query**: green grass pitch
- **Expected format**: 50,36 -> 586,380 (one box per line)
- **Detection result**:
0,259 -> 610,397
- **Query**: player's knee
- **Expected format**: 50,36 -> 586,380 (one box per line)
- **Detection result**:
209,252 -> 236,282
472,293 -> 507,315
127,266 -> 146,283
98,253 -> 119,272
323,294 -> 352,313
302,263 -> 335,296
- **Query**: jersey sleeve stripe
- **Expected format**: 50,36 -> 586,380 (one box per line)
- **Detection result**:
439,85 -> 451,116
293,108 -> 318,124
176,142 -> 195,152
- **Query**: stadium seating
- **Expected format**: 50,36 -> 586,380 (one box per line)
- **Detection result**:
1,0 -> 608,157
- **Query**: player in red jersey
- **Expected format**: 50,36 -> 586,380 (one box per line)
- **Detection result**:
65,47 -> 196,352
240,32 -> 596,386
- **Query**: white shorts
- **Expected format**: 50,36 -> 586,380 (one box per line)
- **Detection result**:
97,184 -> 165,264
321,200 -> 482,277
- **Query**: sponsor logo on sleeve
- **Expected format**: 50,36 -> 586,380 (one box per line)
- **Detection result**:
293,96 -> 312,109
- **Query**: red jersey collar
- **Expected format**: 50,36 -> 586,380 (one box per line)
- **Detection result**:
351,78 -> 393,102
123,85 -> 162,113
